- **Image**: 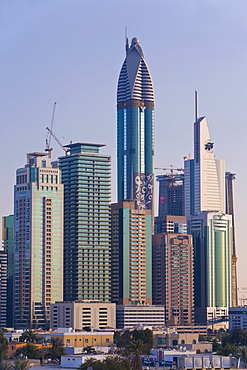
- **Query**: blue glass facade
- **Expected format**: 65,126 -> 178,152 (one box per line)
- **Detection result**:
117,38 -> 154,210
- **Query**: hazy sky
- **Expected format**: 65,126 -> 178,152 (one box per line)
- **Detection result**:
1,0 -> 247,293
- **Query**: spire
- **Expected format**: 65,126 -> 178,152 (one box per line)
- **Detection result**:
195,90 -> 198,121
125,26 -> 129,54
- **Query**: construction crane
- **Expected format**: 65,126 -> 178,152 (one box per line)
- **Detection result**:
45,102 -> 56,158
155,165 -> 184,174
46,127 -> 70,156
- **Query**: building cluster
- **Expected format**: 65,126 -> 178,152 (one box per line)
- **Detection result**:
1,37 -> 240,333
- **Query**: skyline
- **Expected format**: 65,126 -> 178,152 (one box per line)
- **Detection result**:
1,0 -> 247,290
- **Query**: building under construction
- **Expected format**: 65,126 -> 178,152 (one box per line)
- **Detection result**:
155,172 -> 184,233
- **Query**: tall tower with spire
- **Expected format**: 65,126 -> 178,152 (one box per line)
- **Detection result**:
111,37 -> 154,305
117,37 -> 154,210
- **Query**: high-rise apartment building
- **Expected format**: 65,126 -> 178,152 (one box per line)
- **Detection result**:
117,37 -> 154,210
2,215 -> 14,327
0,250 -> 7,327
225,172 -> 238,307
111,201 -> 152,305
59,143 -> 111,302
152,218 -> 194,325
14,153 -> 63,328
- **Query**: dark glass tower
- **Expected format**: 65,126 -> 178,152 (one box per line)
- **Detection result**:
117,37 -> 154,210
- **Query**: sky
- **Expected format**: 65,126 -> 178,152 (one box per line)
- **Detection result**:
1,0 -> 247,294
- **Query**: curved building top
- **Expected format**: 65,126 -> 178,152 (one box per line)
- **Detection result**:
117,37 -> 154,106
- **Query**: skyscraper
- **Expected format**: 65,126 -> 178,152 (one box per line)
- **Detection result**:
184,108 -> 233,323
184,116 -> 225,217
14,153 -> 63,328
2,215 -> 14,327
117,37 -> 154,210
111,200 -> 152,305
113,37 -> 154,305
59,143 -> 111,303
225,172 -> 238,307
152,227 -> 194,325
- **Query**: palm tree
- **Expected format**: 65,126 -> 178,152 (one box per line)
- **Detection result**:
0,362 -> 13,370
12,360 -> 30,370
48,338 -> 65,360
19,330 -> 38,343
126,339 -> 148,370
0,331 -> 8,362
239,346 -> 247,368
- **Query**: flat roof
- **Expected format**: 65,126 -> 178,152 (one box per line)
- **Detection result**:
63,142 -> 105,148
26,152 -> 48,156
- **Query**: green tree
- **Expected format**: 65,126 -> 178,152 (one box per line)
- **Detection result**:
79,356 -> 131,370
19,331 -> 38,344
0,362 -> 13,370
222,328 -> 247,347
0,330 -> 8,362
12,360 -> 30,370
126,339 -> 148,370
83,346 -> 95,354
48,338 -> 65,360
82,327 -> 91,332
15,344 -> 39,359
239,346 -> 247,368
217,343 -> 239,357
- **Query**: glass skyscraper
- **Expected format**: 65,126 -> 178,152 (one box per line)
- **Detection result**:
59,143 -> 111,302
14,153 -> 64,329
112,37 -> 154,305
117,37 -> 154,210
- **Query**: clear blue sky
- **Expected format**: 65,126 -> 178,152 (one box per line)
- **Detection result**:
1,0 -> 247,293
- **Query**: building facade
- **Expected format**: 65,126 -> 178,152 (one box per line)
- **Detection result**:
184,111 -> 234,324
50,301 -> 116,330
2,215 -> 14,327
225,172 -> 238,307
117,37 -> 154,210
116,304 -> 164,329
14,153 -> 64,328
111,200 -> 152,305
184,116 -> 225,217
157,172 -> 184,217
59,143 -> 111,302
188,213 -> 232,323
152,230 -> 194,325
0,250 -> 7,328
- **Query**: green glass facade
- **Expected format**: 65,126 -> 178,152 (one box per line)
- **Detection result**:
59,143 -> 111,302
2,215 -> 14,327
188,213 -> 232,323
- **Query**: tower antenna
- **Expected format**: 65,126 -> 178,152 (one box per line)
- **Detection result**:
125,26 -> 129,54
195,90 -> 198,121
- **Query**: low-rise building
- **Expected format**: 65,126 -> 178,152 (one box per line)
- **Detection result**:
50,301 -> 116,330
229,306 -> 247,331
116,304 -> 165,329
50,330 -> 114,349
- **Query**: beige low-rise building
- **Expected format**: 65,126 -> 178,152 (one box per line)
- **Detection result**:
50,330 -> 114,348
50,301 -> 116,331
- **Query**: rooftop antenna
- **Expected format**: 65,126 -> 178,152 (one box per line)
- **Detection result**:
125,26 -> 129,54
195,90 -> 198,121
